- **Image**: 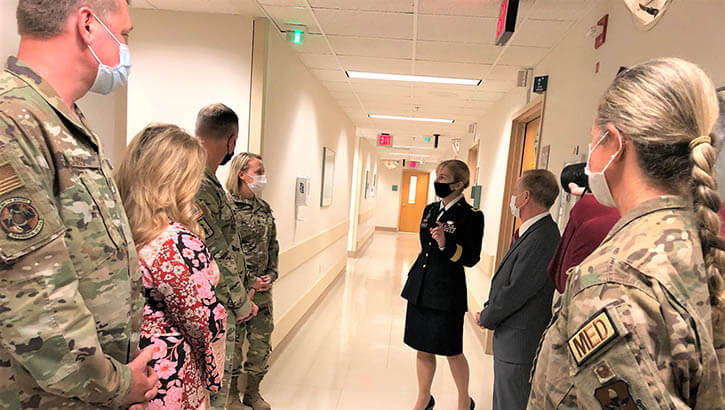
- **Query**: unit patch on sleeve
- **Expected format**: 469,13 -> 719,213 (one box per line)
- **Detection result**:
594,379 -> 642,410
567,309 -> 618,366
0,197 -> 43,240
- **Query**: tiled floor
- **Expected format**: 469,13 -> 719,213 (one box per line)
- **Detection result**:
261,232 -> 494,410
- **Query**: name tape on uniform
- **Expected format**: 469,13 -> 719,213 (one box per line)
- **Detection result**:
567,309 -> 618,366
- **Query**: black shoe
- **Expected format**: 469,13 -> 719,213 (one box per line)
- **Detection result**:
424,395 -> 435,410
469,397 -> 475,409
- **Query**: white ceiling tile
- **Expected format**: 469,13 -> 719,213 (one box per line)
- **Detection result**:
263,5 -> 320,30
418,0 -> 500,17
415,41 -> 501,64
338,56 -> 412,75
310,0 -> 414,13
497,45 -> 551,66
314,9 -> 414,39
480,79 -> 517,92
329,36 -> 413,59
487,64 -> 521,81
232,0 -> 264,15
468,90 -> 507,102
311,68 -> 349,82
511,19 -> 572,48
299,53 -> 340,69
414,61 -> 490,78
351,83 -> 412,96
323,81 -> 351,91
259,0 -> 305,6
295,34 -> 333,54
417,15 -> 497,44
528,0 -> 592,21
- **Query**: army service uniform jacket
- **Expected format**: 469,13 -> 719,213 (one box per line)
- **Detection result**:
228,194 -> 279,306
0,58 -> 144,408
401,198 -> 484,313
195,169 -> 253,321
528,196 -> 724,410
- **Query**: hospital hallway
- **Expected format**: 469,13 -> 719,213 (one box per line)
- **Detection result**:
262,232 -> 494,410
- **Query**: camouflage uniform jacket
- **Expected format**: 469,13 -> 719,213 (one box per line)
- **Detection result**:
528,195 -> 724,409
229,194 -> 279,304
0,57 -> 143,408
195,169 -> 252,320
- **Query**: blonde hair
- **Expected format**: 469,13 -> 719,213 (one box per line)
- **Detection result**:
115,124 -> 207,249
437,159 -> 470,195
596,58 -> 724,306
225,152 -> 262,195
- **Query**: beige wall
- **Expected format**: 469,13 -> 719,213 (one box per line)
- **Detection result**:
260,23 -> 355,338
127,9 -> 253,185
1,0 -> 19,62
355,138 -> 378,244
374,162 -> 402,229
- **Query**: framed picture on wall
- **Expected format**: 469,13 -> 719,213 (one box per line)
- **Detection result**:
321,147 -> 335,207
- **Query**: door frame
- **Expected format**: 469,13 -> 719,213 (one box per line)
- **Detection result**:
495,99 -> 547,268
398,170 -> 430,233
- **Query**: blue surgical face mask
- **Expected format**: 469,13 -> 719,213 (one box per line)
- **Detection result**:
87,14 -> 131,95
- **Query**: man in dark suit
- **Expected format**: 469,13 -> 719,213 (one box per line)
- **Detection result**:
476,169 -> 561,410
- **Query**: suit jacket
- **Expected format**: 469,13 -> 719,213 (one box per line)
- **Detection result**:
479,215 -> 560,364
401,199 -> 484,312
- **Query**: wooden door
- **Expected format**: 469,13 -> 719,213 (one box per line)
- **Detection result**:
398,171 -> 430,233
514,116 -> 541,232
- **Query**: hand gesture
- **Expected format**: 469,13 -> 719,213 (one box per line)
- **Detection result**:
430,222 -> 446,249
124,347 -> 159,409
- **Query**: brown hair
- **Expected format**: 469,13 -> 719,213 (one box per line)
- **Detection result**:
520,169 -> 559,209
17,0 -> 127,38
115,124 -> 206,249
225,152 -> 263,195
596,57 -> 724,307
195,103 -> 239,141
437,159 -> 470,193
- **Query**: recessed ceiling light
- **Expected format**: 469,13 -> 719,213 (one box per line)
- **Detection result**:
347,71 -> 481,86
369,114 -> 454,123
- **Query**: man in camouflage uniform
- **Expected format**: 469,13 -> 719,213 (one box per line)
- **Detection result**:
226,153 -> 279,410
195,104 -> 257,410
0,1 -> 159,408
528,196 -> 724,409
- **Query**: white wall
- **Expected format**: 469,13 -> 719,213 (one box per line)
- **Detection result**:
474,0 -> 725,262
356,138 -> 378,243
127,9 -> 253,186
1,0 -> 19,62
260,24 -> 355,320
374,162 -> 402,229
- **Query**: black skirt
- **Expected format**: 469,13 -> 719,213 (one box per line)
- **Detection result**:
404,302 -> 464,356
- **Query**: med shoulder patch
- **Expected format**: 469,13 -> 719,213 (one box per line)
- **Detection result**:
568,309 -> 618,366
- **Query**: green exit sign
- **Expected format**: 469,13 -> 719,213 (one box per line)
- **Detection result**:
292,29 -> 304,45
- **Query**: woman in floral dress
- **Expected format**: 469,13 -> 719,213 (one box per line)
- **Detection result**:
116,124 -> 227,409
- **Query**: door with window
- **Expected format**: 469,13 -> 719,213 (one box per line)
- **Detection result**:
398,171 -> 430,233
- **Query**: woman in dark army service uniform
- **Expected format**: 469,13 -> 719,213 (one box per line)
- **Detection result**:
402,159 -> 484,410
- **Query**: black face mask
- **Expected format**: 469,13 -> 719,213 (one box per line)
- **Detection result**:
434,181 -> 455,198
220,135 -> 234,166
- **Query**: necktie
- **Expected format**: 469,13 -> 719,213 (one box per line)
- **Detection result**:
510,228 -> 520,248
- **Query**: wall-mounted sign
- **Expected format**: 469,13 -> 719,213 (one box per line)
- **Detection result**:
533,75 -> 548,94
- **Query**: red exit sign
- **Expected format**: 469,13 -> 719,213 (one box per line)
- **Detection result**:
409,161 -> 419,168
496,0 -> 518,46
377,133 -> 392,146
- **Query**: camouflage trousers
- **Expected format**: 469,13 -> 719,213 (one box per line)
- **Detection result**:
210,314 -> 246,409
243,290 -> 274,378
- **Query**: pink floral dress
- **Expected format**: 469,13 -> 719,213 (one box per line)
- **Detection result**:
139,222 -> 227,410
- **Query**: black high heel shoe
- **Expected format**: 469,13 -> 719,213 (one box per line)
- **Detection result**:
424,395 -> 435,410
469,397 -> 475,409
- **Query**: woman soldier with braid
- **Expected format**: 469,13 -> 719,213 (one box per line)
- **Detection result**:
528,58 -> 724,409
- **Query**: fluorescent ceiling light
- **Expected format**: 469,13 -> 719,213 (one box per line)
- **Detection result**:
369,114 -> 454,124
389,152 -> 431,158
347,71 -> 481,86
